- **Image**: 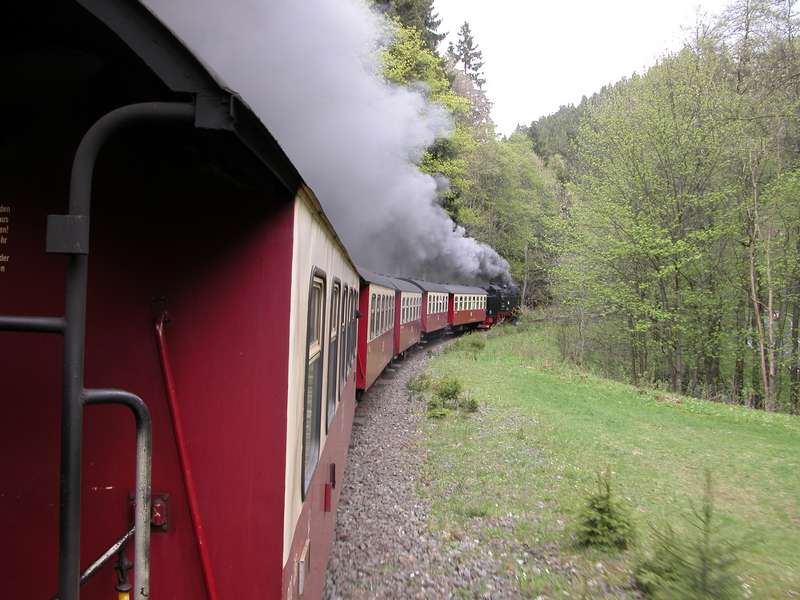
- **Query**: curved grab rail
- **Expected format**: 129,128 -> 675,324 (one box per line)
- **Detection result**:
83,389 -> 152,600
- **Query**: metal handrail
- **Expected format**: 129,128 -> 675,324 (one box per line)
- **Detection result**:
52,528 -> 134,600
83,389 -> 152,600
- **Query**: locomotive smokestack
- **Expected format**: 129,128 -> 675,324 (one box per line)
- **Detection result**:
144,0 -> 511,285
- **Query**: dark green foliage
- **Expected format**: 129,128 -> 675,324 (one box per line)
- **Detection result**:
434,377 -> 463,405
576,470 -> 635,549
636,473 -> 742,599
459,394 -> 479,413
448,21 -> 486,89
373,0 -> 444,50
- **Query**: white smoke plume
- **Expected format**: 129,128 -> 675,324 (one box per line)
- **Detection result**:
144,0 -> 511,285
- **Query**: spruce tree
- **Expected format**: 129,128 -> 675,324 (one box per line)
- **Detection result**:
451,21 -> 486,89
374,0 -> 445,50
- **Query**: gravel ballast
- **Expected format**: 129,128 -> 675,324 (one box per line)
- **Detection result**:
324,336 -> 642,600
324,339 -> 520,599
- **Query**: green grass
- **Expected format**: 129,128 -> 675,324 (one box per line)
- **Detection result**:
420,322 -> 800,598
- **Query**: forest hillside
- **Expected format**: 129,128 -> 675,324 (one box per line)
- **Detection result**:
380,0 -> 800,414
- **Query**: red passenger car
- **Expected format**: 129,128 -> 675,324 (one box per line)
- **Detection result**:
403,278 -> 451,336
0,4 -> 359,600
356,268 -> 397,390
447,285 -> 489,330
389,277 -> 422,355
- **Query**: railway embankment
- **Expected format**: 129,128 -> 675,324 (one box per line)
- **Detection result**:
328,320 -> 800,599
325,336 -> 531,599
419,321 -> 800,599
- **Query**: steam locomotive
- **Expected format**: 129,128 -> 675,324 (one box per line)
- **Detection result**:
0,3 -> 519,600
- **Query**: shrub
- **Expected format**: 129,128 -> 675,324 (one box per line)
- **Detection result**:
459,394 -> 479,413
576,469 -> 635,549
407,372 -> 432,394
434,377 -> 463,407
427,396 -> 443,410
635,473 -> 741,599
427,406 -> 450,419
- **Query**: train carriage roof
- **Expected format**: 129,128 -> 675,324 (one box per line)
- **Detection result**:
447,284 -> 488,295
400,278 -> 451,294
357,267 -> 399,291
388,277 -> 422,294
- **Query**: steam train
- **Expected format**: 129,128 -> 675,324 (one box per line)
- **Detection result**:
0,3 -> 518,600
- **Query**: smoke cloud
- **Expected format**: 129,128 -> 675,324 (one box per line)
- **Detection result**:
144,0 -> 511,285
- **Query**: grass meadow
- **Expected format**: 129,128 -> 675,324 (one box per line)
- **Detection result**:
419,322 -> 800,598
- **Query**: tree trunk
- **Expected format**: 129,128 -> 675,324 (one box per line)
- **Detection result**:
748,153 -> 771,408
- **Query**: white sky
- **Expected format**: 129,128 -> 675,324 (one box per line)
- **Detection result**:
434,0 -> 733,135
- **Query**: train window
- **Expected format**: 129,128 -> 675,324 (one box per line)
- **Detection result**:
303,273 -> 326,498
369,293 -> 375,339
351,289 -> 357,362
340,285 -> 348,391
378,294 -> 383,335
377,294 -> 382,335
327,282 -> 340,431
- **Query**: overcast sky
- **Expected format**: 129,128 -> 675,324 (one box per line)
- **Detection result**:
434,0 -> 733,135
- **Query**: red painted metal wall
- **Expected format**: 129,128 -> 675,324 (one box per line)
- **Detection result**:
0,143 -> 295,599
393,293 -> 421,355
281,374 -> 356,599
356,284 -> 393,390
452,308 -> 487,326
420,292 -> 448,334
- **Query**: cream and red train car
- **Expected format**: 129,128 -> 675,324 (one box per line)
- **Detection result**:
0,3 -> 358,599
390,277 -> 422,356
447,285 -> 489,330
403,278 -> 450,336
356,268 -> 397,390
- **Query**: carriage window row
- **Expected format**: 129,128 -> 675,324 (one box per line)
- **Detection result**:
368,290 -> 394,341
304,271 -> 359,499
427,293 -> 448,315
401,294 -> 421,324
455,294 -> 486,312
